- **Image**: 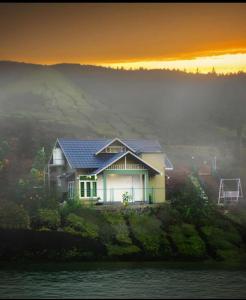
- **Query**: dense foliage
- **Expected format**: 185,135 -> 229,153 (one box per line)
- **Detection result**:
0,145 -> 245,262
0,201 -> 30,229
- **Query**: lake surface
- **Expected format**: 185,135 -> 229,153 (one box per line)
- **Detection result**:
0,261 -> 246,299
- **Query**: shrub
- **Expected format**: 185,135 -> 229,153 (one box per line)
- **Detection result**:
60,198 -> 85,218
106,244 -> 141,257
65,213 -> 99,239
61,205 -> 115,244
200,225 -> 243,261
0,201 -> 30,229
170,178 -> 216,225
102,211 -> 132,244
226,209 -> 246,227
169,223 -> 207,259
128,211 -> 171,257
201,226 -> 242,250
34,209 -> 61,230
154,203 -> 182,227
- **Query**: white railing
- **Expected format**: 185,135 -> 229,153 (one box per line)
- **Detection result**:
107,164 -> 146,170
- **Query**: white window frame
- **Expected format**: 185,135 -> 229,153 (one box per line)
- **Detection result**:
79,180 -> 97,199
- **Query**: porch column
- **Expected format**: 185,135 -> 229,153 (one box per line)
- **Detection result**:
103,171 -> 107,202
144,171 -> 149,202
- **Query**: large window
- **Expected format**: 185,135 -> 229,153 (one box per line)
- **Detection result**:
79,175 -> 97,198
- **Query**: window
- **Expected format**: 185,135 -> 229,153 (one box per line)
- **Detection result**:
80,175 -> 97,181
79,180 -> 97,198
104,146 -> 126,153
68,181 -> 75,200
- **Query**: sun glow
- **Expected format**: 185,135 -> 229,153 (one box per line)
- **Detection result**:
99,53 -> 246,74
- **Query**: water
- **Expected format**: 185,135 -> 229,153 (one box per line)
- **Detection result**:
0,261 -> 246,299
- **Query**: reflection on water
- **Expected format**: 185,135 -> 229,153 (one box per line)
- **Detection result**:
0,262 -> 246,299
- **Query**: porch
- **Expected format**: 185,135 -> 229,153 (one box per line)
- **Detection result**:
100,169 -> 151,203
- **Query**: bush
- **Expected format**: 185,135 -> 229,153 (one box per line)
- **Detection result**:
59,199 -> 85,219
61,204 -> 115,244
201,225 -> 243,260
154,203 -> 182,227
0,201 -> 30,229
106,244 -> 141,257
170,178 -> 216,225
128,211 -> 171,257
226,209 -> 246,227
34,209 -> 61,230
102,211 -> 132,244
169,223 -> 206,259
201,226 -> 242,250
65,213 -> 99,239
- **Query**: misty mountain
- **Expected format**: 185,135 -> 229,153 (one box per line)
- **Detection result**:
0,61 -> 246,150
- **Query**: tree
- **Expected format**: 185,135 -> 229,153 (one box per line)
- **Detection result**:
16,119 -> 35,159
0,140 -> 11,196
0,201 -> 30,229
211,66 -> 217,75
32,147 -> 46,171
17,147 -> 48,214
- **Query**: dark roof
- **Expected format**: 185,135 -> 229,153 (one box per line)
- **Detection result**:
57,138 -> 170,170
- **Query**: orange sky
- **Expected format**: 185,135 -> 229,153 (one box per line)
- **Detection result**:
0,3 -> 246,73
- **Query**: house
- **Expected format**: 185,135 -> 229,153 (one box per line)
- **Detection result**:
46,138 -> 173,204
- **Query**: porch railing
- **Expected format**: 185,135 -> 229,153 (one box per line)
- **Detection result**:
68,187 -> 165,204
107,164 -> 146,170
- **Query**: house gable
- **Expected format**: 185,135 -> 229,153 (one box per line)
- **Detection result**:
48,139 -> 72,169
91,151 -> 161,175
95,138 -> 135,155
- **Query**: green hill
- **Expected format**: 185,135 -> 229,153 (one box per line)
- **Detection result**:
0,61 -> 246,191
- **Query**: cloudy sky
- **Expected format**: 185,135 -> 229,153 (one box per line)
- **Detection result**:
1,3 -> 246,73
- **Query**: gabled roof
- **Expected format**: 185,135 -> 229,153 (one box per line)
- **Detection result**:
57,138 -> 170,171
91,151 -> 161,175
95,138 -> 136,155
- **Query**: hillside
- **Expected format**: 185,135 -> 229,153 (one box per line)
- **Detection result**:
0,61 -> 246,193
1,61 -> 246,147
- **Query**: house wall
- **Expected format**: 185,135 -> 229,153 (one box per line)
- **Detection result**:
140,153 -> 165,202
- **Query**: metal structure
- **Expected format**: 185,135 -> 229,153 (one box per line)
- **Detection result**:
218,178 -> 243,206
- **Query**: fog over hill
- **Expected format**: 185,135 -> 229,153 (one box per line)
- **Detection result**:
0,61 -> 245,153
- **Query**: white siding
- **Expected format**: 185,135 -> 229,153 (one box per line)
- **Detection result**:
53,148 -> 64,165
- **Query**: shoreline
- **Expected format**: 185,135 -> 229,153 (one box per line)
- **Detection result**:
1,259 -> 246,271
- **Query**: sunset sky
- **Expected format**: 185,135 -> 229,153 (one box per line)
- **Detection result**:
1,3 -> 246,73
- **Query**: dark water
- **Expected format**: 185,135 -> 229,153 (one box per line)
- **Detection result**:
0,261 -> 246,299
